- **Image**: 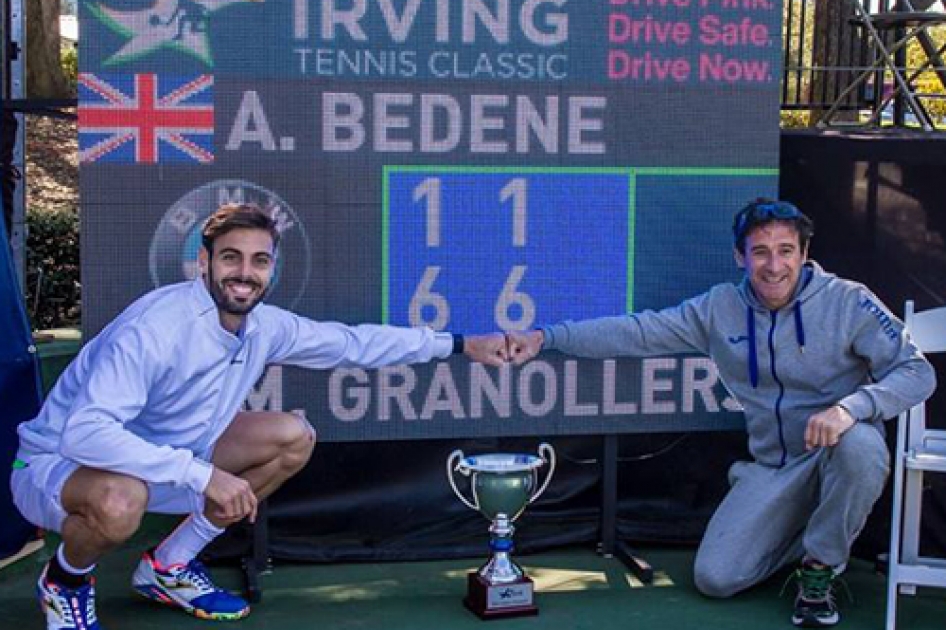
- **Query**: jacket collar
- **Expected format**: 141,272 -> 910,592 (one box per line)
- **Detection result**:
188,278 -> 260,342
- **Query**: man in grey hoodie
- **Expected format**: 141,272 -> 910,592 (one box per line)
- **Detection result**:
506,199 -> 936,627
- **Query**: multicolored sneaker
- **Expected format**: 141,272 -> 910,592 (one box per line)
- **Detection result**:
789,563 -> 842,627
36,563 -> 101,630
131,550 -> 249,620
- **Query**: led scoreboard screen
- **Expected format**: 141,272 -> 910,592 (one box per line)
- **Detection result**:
80,0 -> 781,441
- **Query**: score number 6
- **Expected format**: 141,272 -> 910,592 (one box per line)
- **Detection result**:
409,177 -> 536,332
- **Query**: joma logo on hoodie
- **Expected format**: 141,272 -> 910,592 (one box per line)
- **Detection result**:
859,296 -> 898,341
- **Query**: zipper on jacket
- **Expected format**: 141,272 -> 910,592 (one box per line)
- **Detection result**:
199,340 -> 246,454
768,310 -> 788,467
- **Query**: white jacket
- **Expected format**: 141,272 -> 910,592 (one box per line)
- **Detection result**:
16,279 -> 452,494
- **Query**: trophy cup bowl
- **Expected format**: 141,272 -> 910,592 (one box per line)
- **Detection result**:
447,443 -> 556,619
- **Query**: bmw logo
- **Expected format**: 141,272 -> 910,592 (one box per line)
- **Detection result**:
148,180 -> 312,309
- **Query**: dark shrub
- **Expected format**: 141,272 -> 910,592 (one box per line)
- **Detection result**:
26,206 -> 80,329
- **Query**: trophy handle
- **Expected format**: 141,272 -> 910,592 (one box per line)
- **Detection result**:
529,442 -> 556,504
447,449 -> 478,511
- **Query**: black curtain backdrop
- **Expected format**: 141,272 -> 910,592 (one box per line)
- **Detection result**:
210,432 -> 747,564
208,130 -> 946,566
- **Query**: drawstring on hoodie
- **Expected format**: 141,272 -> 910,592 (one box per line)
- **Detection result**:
747,306 -> 759,388
745,300 -> 807,388
793,302 -> 806,353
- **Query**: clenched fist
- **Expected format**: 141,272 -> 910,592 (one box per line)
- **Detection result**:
805,405 -> 855,450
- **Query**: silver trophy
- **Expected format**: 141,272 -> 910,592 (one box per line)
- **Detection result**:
447,443 -> 556,619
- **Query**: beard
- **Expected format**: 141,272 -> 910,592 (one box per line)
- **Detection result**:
206,267 -> 268,316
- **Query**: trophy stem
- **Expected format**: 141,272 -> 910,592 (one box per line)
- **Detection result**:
479,515 -> 523,584
466,516 -> 537,620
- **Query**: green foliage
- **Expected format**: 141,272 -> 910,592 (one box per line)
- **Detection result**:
917,75 -> 946,123
26,206 -> 80,329
60,46 -> 78,96
908,29 -> 946,124
780,110 -> 812,129
780,0 -> 816,126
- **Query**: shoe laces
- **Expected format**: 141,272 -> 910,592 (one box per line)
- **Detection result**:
166,560 -> 218,596
49,585 -> 76,627
799,565 -> 834,602
45,579 -> 98,627
84,588 -> 98,626
779,565 -> 852,605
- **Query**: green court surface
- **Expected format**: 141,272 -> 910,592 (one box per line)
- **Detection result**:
2,523 -> 944,630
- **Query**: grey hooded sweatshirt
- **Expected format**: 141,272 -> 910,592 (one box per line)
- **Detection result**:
541,261 -> 936,467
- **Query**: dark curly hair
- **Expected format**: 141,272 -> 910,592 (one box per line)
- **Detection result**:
201,203 -> 281,255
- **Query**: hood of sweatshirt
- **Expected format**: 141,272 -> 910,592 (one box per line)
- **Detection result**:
736,261 -> 833,388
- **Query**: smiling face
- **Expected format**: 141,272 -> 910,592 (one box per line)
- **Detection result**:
199,227 -> 276,333
734,221 -> 808,311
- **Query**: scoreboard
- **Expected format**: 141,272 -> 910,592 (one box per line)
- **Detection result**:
79,0 -> 782,441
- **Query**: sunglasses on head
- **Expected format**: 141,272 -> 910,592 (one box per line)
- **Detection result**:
733,201 -> 802,240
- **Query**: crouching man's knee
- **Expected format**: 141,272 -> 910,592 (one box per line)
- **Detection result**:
82,473 -> 149,545
278,411 -> 317,475
693,541 -> 762,599
694,561 -> 745,599
832,422 -> 889,479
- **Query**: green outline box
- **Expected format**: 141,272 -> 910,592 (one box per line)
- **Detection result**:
382,166 -> 778,324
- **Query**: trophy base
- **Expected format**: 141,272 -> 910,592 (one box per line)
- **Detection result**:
463,573 -> 538,620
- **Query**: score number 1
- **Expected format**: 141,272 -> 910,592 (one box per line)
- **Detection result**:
410,177 -> 534,331
385,169 -> 629,334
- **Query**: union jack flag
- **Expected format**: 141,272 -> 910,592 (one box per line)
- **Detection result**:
79,73 -> 214,164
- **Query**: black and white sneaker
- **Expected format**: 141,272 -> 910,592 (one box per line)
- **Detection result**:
789,563 -> 842,627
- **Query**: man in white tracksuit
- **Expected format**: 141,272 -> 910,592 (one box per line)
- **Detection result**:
11,202 -> 510,630
506,199 -> 936,627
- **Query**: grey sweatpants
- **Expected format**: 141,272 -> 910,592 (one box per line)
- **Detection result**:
693,422 -> 890,598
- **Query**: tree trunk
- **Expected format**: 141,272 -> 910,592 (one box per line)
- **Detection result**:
25,0 -> 68,98
809,0 -> 857,125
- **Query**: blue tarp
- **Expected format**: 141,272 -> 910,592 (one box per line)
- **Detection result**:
0,202 -> 42,558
